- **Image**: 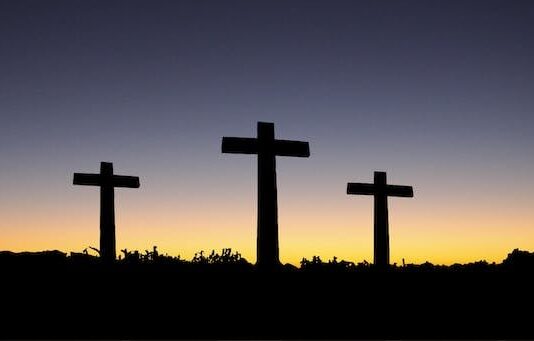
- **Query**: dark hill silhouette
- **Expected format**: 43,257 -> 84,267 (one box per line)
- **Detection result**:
1,247 -> 534,339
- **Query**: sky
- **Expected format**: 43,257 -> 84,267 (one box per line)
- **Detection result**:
1,0 -> 533,265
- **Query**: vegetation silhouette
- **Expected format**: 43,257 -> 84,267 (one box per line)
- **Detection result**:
1,247 -> 533,271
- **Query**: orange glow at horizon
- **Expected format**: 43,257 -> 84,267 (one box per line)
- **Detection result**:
2,174 -> 533,266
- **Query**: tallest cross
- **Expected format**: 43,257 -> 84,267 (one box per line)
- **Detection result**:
222,122 -> 310,269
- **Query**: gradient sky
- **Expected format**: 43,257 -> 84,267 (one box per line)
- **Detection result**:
1,0 -> 533,265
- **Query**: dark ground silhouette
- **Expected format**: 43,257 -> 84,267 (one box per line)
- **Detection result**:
1,248 -> 533,339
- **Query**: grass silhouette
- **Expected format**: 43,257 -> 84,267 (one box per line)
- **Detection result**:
1,247 -> 532,272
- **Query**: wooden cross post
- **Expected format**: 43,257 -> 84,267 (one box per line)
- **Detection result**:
73,162 -> 140,263
222,122 -> 310,269
347,171 -> 413,267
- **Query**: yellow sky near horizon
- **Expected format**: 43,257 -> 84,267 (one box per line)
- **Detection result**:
2,177 -> 533,266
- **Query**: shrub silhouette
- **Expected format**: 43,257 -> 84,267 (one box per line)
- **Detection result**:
300,255 -> 365,271
1,248 -> 534,273
503,248 -> 534,269
192,248 -> 246,265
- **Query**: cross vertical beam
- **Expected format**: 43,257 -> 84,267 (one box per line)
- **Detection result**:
100,162 -> 116,264
374,171 -> 389,267
257,122 -> 279,268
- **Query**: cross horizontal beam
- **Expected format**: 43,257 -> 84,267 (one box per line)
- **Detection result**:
384,185 -> 413,197
73,173 -> 140,188
347,183 -> 413,197
273,140 -> 310,157
221,137 -> 258,154
221,137 -> 309,157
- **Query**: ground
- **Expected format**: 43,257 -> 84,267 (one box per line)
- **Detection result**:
0,249 -> 533,339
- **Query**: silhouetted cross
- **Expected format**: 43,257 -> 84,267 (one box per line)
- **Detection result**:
73,162 -> 140,263
347,171 -> 413,267
222,122 -> 310,269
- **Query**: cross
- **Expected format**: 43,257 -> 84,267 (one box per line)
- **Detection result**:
222,122 -> 310,269
347,171 -> 413,267
73,162 -> 140,263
